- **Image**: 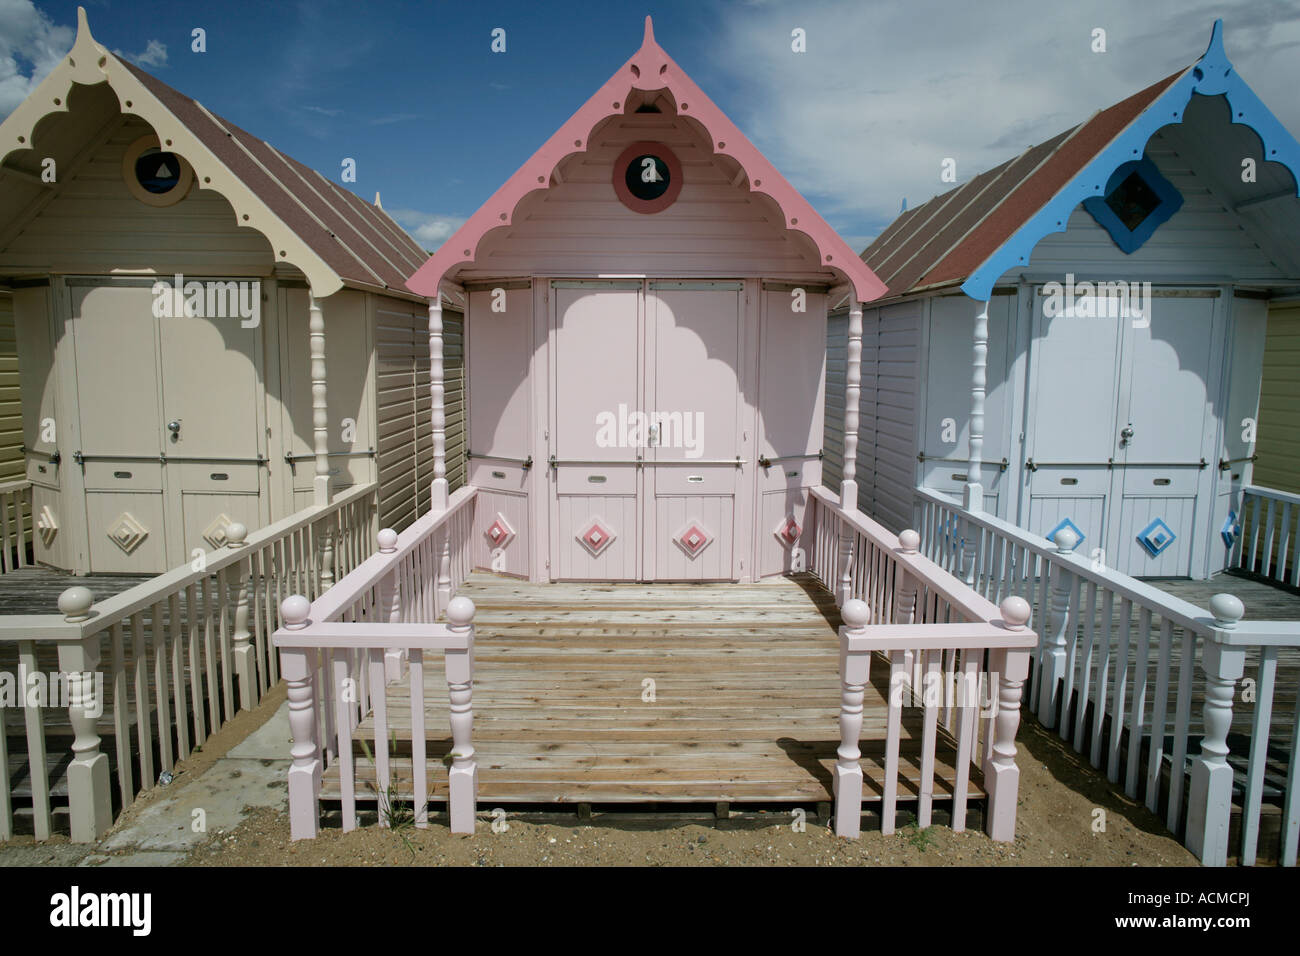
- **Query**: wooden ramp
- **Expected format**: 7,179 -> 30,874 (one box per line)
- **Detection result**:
321,572 -> 985,810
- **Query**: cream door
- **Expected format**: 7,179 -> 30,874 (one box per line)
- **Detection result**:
69,280 -> 171,573
69,278 -> 266,572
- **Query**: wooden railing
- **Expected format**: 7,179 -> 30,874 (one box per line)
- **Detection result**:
0,479 -> 32,573
914,485 -> 1300,867
809,487 -> 1038,842
272,486 -> 478,839
0,482 -> 377,842
1235,485 -> 1300,588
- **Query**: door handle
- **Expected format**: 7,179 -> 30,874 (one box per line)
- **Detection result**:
1119,423 -> 1134,446
168,420 -> 182,441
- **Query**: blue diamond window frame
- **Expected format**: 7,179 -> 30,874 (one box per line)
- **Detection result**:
1082,156 -> 1183,254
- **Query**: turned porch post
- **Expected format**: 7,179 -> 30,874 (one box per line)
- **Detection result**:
961,300 -> 990,585
1038,527 -> 1078,727
836,301 -> 863,607
280,595 -> 321,840
56,587 -> 112,842
445,596 -> 478,833
834,598 -> 871,838
309,292 -> 332,507
377,528 -> 406,682
428,296 -> 449,513
225,522 -> 257,711
1186,594 -> 1246,866
985,596 -> 1032,842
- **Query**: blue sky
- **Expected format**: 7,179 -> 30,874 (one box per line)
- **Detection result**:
5,0 -> 1300,251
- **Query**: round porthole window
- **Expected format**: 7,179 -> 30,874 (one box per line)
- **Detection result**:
613,141 -> 682,214
122,135 -> 193,207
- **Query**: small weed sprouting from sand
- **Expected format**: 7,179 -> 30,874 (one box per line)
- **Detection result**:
357,732 -> 428,859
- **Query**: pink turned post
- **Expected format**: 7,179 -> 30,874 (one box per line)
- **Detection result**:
428,297 -> 449,513
894,530 -> 920,625
280,595 -> 321,840
1186,594 -> 1246,866
376,528 -> 406,682
445,595 -> 478,833
985,595 -> 1032,842
836,301 -> 863,608
834,598 -> 871,838
57,587 -> 112,842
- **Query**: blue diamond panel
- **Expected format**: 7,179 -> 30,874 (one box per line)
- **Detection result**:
1221,510 -> 1240,549
1045,518 -> 1085,550
1137,518 -> 1177,558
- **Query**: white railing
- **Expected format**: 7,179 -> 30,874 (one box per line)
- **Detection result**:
1235,485 -> 1300,588
914,485 -> 1300,866
809,487 -> 1038,842
0,479 -> 32,573
0,482 -> 377,842
272,486 -> 478,839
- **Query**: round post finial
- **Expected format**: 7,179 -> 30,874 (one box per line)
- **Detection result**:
897,529 -> 920,554
1000,596 -> 1032,630
225,522 -> 248,548
446,596 -> 476,627
58,586 -> 94,623
842,598 -> 870,629
281,595 -> 311,629
377,528 -> 399,553
1053,527 -> 1079,554
1209,593 -> 1244,629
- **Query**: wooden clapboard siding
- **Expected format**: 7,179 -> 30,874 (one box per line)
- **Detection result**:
321,572 -> 984,807
824,301 -> 922,532
1255,303 -> 1300,495
461,113 -> 824,281
375,300 -> 464,533
0,111 -> 274,276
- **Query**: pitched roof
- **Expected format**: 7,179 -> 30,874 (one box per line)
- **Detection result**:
861,20 -> 1300,301
0,8 -> 426,299
406,17 -> 887,304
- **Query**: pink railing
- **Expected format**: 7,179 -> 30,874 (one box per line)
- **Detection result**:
272,486 -> 478,839
808,486 -> 1037,841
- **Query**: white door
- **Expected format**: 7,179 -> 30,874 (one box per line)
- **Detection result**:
548,280 -> 745,581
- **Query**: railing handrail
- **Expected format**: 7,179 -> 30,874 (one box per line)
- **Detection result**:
1209,619 -> 1300,648
842,620 -> 1038,652
272,622 -> 469,650
811,485 -> 1000,624
0,481 -> 379,643
914,485 -> 1215,636
1243,483 -> 1300,508
0,478 -> 32,494
302,485 -> 478,624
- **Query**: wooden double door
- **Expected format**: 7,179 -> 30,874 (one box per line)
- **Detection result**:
548,280 -> 745,581
66,279 -> 268,572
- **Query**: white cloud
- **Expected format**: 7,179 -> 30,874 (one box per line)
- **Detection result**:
388,208 -> 467,250
113,39 -> 168,70
714,0 -> 1300,246
0,0 -> 74,119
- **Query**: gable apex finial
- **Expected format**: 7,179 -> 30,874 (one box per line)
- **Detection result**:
644,16 -> 654,46
1192,18 -> 1234,94
1202,18 -> 1225,61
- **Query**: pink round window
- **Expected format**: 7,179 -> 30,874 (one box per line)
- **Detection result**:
613,141 -> 683,214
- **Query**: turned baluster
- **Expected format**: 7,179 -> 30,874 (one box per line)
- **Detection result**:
837,518 -> 854,608
57,588 -> 112,842
893,530 -> 920,625
1186,594 -> 1246,867
985,596 -> 1031,842
224,522 -> 257,710
834,598 -> 871,838
1037,527 -> 1076,727
280,595 -> 321,840
377,529 -> 406,681
445,596 -> 477,834
437,529 -> 453,617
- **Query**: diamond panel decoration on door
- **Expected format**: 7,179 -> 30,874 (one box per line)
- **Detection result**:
674,519 -> 714,559
576,516 -> 617,557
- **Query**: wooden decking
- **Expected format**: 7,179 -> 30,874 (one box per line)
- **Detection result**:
0,566 -> 149,616
321,572 -> 984,811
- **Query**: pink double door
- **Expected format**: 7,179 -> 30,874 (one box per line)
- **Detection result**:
548,280 -> 745,581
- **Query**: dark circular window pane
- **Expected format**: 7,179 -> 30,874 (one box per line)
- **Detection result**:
134,148 -> 182,194
625,154 -> 670,201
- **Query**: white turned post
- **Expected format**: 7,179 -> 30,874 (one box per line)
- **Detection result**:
1186,594 -> 1246,866
837,517 -> 853,608
1038,527 -> 1077,727
224,522 -> 257,711
445,595 -> 477,833
280,595 -> 321,840
834,598 -> 871,838
308,292 -> 332,507
428,297 -> 449,513
56,587 -> 112,842
319,519 -> 335,592
959,300 -> 990,586
986,596 -> 1032,842
893,530 -> 921,625
377,528 -> 406,682
841,300 -> 863,511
